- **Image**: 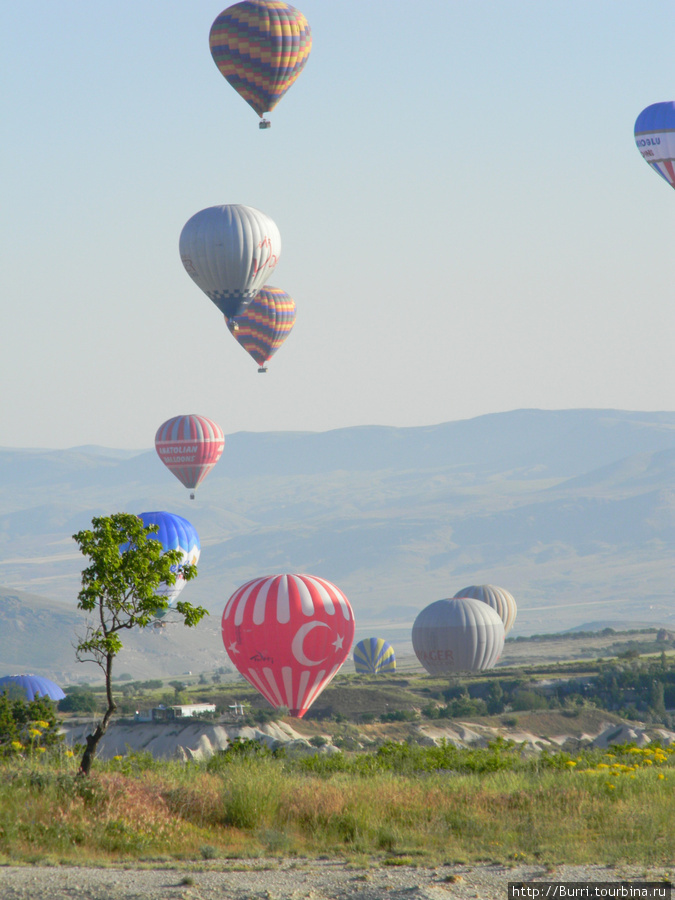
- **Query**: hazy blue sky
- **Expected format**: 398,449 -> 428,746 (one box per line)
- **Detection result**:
2,1 -> 674,449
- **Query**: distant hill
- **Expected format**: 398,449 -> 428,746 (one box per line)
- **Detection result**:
0,585 -> 229,684
1,409 -> 673,661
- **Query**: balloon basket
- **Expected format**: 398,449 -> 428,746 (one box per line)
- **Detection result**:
189,492 -> 195,500
259,119 -> 271,129
257,366 -> 268,373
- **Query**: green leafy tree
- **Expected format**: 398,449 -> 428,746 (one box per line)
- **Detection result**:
72,513 -> 207,775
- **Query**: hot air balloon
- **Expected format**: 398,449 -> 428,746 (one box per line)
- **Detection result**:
209,1 -> 312,128
353,638 -> 396,675
453,584 -> 517,635
634,102 -> 675,189
226,285 -> 296,372
155,415 -> 225,499
222,574 -> 355,717
180,205 -> 281,320
0,675 -> 65,702
412,597 -> 504,676
136,512 -> 200,604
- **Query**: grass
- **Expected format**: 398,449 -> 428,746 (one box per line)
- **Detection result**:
0,741 -> 674,867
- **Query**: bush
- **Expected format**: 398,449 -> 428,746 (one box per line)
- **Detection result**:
511,690 -> 549,712
380,709 -> 418,723
0,693 -> 63,756
58,691 -> 99,714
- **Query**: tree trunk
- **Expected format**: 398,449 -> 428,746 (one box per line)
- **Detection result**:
78,652 -> 117,776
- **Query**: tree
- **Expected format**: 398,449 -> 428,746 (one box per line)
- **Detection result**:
169,681 -> 186,703
72,513 -> 207,775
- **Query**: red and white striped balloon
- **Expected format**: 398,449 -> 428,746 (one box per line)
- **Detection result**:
155,415 -> 225,495
222,574 -> 355,717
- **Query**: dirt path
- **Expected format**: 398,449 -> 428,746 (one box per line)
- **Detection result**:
0,860 -> 671,900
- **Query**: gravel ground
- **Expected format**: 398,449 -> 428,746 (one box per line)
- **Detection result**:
0,861 -> 672,900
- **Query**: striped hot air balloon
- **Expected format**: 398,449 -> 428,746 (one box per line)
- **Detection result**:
452,584 -> 517,635
222,574 -> 355,717
155,415 -> 225,498
226,285 -> 296,371
136,512 -> 201,604
209,1 -> 312,126
412,597 -> 504,676
353,638 -> 396,675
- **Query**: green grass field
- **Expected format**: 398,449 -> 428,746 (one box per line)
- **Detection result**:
1,740 -> 674,867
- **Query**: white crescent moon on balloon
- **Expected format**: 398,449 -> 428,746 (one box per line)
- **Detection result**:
292,621 -> 331,666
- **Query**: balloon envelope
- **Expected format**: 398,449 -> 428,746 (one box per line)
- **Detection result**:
155,415 -> 225,493
227,285 -> 296,367
634,102 -> 675,188
209,1 -> 312,118
353,638 -> 396,675
222,573 -> 355,716
453,584 -> 517,635
137,512 -> 200,604
180,205 -> 281,319
0,674 -> 65,702
412,597 -> 504,675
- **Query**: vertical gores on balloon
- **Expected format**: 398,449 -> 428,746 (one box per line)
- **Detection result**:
179,205 -> 281,321
209,1 -> 312,125
155,415 -> 225,499
135,512 -> 200,605
634,102 -> 675,189
412,597 -> 505,676
452,584 -> 517,635
222,574 -> 355,717
353,638 -> 397,675
226,286 -> 296,371
0,675 -> 65,703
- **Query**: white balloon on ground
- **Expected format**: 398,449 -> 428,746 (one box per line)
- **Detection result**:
412,597 -> 505,675
452,584 -> 517,635
179,204 -> 281,319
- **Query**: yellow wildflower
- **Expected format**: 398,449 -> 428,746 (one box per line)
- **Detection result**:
11,741 -> 23,751
36,747 -> 46,754
35,721 -> 50,729
565,760 -> 577,767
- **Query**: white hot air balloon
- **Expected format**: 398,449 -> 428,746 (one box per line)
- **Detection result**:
179,205 -> 281,319
453,584 -> 517,635
412,597 -> 505,676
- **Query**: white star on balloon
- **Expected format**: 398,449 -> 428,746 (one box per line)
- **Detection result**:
228,642 -> 239,654
332,634 -> 344,652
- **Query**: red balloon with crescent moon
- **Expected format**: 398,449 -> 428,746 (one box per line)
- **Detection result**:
221,574 -> 355,717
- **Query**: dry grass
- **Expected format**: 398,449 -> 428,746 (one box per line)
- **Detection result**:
1,751 -> 674,866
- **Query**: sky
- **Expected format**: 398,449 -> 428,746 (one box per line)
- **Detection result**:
2,0 -> 675,450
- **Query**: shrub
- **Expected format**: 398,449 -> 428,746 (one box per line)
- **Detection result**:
58,691 -> 99,714
0,693 -> 63,756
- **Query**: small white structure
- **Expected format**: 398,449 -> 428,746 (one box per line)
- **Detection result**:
147,703 -> 216,722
